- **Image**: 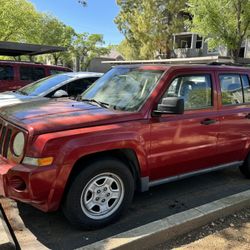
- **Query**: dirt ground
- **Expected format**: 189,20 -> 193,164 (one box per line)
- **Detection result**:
154,207 -> 250,250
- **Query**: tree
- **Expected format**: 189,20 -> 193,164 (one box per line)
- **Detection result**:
115,0 -> 187,59
117,40 -> 139,60
78,0 -> 87,6
36,14 -> 75,65
0,0 -> 41,42
188,0 -> 250,60
71,33 -> 110,71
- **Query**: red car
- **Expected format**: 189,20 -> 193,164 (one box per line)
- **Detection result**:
0,64 -> 250,229
0,61 -> 72,92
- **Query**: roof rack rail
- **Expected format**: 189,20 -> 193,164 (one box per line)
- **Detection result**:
102,56 -> 250,66
0,59 -> 43,64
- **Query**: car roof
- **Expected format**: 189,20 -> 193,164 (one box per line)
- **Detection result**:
114,64 -> 250,72
0,60 -> 70,69
62,72 -> 104,78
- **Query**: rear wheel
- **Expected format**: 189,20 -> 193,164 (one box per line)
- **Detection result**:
239,154 -> 250,178
62,158 -> 134,229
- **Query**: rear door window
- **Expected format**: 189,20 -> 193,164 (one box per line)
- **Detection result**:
219,74 -> 243,105
33,68 -> 45,81
0,66 -> 14,80
20,66 -> 33,81
20,66 -> 45,81
219,74 -> 250,105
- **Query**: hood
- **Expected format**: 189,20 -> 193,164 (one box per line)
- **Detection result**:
0,98 -> 140,134
0,91 -> 39,108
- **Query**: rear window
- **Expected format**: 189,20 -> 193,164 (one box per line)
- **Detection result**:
0,65 -> 14,80
20,66 -> 45,81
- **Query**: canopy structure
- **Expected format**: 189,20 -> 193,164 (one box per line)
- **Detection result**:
0,41 -> 67,57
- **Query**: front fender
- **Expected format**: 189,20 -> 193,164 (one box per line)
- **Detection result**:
32,122 -> 150,210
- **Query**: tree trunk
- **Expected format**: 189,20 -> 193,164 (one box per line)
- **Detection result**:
230,47 -> 241,62
53,55 -> 59,65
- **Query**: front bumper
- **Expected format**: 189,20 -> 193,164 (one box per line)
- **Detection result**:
0,156 -> 57,211
0,157 -> 13,196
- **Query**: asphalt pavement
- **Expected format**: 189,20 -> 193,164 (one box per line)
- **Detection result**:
2,167 -> 250,249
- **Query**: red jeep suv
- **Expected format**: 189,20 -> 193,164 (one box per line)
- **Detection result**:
0,64 -> 250,229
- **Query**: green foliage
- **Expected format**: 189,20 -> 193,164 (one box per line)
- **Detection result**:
71,33 -> 110,70
116,40 -> 139,60
0,0 -> 110,69
188,0 -> 250,60
35,14 -> 76,64
187,89 -> 212,109
78,0 -> 87,6
0,0 -> 41,42
115,0 -> 187,59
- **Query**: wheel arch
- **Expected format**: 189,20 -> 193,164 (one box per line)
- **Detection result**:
61,148 -> 143,205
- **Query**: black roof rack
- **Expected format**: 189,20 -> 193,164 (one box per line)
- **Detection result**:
102,56 -> 250,67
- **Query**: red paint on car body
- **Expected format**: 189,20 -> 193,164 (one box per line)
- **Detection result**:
0,64 -> 250,212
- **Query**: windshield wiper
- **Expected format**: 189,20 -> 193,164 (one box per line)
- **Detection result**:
81,98 -> 110,109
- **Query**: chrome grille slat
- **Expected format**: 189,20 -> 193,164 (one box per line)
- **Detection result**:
3,129 -> 12,158
0,126 -> 6,155
0,120 -> 13,158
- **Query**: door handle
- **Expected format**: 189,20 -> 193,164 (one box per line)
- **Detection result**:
245,114 -> 250,119
201,118 -> 217,125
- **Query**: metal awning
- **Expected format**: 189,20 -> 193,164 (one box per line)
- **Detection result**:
0,41 -> 67,56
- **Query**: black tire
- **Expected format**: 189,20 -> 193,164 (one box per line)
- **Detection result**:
240,154 -> 250,178
62,157 -> 134,229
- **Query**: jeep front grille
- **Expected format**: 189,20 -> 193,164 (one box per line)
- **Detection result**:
0,121 -> 12,158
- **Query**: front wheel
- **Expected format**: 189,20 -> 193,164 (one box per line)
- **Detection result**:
62,158 -> 134,229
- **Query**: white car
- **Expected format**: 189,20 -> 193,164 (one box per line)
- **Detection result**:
0,72 -> 103,108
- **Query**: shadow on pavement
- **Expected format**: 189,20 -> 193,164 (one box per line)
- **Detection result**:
17,168 -> 250,249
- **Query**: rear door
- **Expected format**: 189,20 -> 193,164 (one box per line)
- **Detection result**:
216,71 -> 250,164
0,64 -> 15,91
149,71 -> 220,181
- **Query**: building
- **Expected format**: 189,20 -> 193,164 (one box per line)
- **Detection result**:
87,50 -> 124,73
172,32 -> 250,59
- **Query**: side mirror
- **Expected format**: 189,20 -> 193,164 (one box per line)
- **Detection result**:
53,89 -> 68,98
154,97 -> 184,115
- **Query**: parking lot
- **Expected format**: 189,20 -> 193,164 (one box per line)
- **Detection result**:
3,167 -> 249,249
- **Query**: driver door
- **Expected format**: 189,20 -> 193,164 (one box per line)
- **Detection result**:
149,73 -> 220,181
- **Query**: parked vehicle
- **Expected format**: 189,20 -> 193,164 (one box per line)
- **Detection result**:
0,72 -> 103,108
0,61 -> 72,92
1,64 -> 250,229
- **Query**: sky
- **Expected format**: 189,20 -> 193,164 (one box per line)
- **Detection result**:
29,0 -> 124,45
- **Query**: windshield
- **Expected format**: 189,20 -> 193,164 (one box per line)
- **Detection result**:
81,67 -> 163,111
17,74 -> 72,96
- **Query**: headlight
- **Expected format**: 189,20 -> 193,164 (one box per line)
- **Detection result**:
13,132 -> 25,157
